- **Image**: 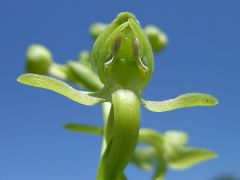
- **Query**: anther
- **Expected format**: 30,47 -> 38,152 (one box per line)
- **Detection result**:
113,36 -> 122,53
133,38 -> 141,57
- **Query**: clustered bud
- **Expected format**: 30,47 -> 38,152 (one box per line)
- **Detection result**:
90,23 -> 107,39
26,44 -> 53,75
144,25 -> 168,52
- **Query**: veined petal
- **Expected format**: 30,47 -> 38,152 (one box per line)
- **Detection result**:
17,73 -> 105,106
142,93 -> 219,112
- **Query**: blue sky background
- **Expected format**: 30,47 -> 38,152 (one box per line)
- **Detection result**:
1,0 -> 240,179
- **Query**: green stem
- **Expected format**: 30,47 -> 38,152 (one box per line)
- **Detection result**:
97,89 -> 140,180
102,102 -> 112,124
101,103 -> 114,157
100,102 -> 112,155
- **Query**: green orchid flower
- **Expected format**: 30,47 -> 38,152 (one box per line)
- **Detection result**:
132,130 -> 217,180
18,12 -> 218,180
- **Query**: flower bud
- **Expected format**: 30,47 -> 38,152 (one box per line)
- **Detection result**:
26,44 -> 53,75
89,23 -> 107,39
144,25 -> 168,52
78,51 -> 91,68
91,12 -> 154,91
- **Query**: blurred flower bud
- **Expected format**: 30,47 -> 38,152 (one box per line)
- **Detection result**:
25,44 -> 53,75
78,50 -> 91,68
144,25 -> 168,52
89,23 -> 107,39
